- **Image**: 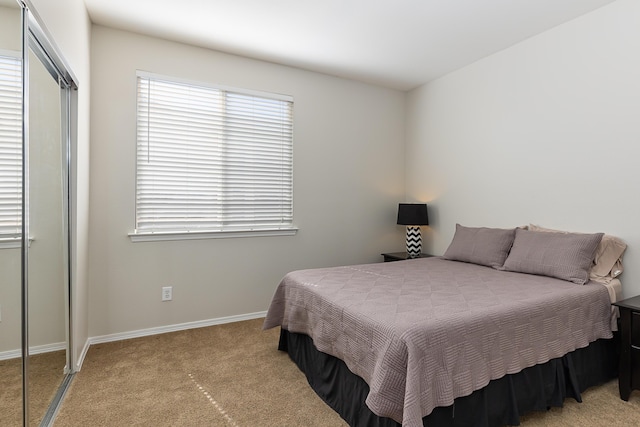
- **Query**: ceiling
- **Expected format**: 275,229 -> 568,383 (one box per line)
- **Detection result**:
83,0 -> 615,91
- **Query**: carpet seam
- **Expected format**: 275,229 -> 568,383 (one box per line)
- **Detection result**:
188,373 -> 239,426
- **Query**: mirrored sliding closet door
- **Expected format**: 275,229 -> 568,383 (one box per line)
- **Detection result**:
0,0 -> 78,425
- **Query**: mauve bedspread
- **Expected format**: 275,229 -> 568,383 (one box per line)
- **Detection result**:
263,257 -> 614,427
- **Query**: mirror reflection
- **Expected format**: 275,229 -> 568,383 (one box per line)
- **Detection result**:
27,43 -> 68,426
0,2 -> 24,426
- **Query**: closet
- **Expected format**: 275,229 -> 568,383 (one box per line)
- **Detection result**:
0,1 -> 78,425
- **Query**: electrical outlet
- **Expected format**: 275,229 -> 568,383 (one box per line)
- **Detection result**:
162,286 -> 173,301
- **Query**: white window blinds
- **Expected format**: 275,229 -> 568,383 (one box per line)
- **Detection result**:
135,73 -> 294,234
0,54 -> 22,237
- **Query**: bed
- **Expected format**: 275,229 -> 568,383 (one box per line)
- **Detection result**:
263,225 -> 626,427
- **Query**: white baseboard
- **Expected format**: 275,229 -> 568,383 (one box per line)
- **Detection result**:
0,349 -> 21,361
75,339 -> 91,372
0,341 -> 67,361
74,311 -> 267,370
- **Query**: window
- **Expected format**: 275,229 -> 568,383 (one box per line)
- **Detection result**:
133,72 -> 295,241
0,52 -> 22,245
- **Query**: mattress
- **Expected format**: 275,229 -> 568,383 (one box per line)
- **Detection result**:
263,257 -> 614,427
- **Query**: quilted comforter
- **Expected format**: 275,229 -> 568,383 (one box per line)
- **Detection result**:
263,257 -> 614,427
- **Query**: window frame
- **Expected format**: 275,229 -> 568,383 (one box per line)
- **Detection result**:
130,71 -> 297,242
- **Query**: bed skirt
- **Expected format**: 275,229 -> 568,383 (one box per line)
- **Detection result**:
278,329 -> 618,427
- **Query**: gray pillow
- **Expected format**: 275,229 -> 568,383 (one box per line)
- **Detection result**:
501,229 -> 604,284
443,224 -> 516,268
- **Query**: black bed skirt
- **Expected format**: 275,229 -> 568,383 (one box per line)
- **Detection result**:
279,329 -> 618,427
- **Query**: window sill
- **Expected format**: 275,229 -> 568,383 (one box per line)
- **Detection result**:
128,227 -> 298,242
0,237 -> 20,249
0,237 -> 33,249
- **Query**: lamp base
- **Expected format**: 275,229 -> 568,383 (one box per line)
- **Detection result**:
406,226 -> 422,258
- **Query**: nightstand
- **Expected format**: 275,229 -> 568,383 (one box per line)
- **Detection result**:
381,252 -> 433,262
613,295 -> 640,400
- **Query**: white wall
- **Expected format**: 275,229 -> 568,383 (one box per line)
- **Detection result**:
0,5 -> 19,50
88,26 -> 405,337
406,0 -> 640,297
29,0 -> 91,370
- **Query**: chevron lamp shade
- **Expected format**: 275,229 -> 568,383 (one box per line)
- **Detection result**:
397,204 -> 429,259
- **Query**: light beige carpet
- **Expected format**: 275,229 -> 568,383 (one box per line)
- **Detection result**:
0,350 -> 66,427
0,357 -> 22,426
53,318 -> 640,426
54,319 -> 346,426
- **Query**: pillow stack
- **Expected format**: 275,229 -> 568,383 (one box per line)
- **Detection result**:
442,223 -> 622,285
528,224 -> 626,283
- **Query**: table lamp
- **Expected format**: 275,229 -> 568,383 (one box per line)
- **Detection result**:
397,203 -> 429,258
